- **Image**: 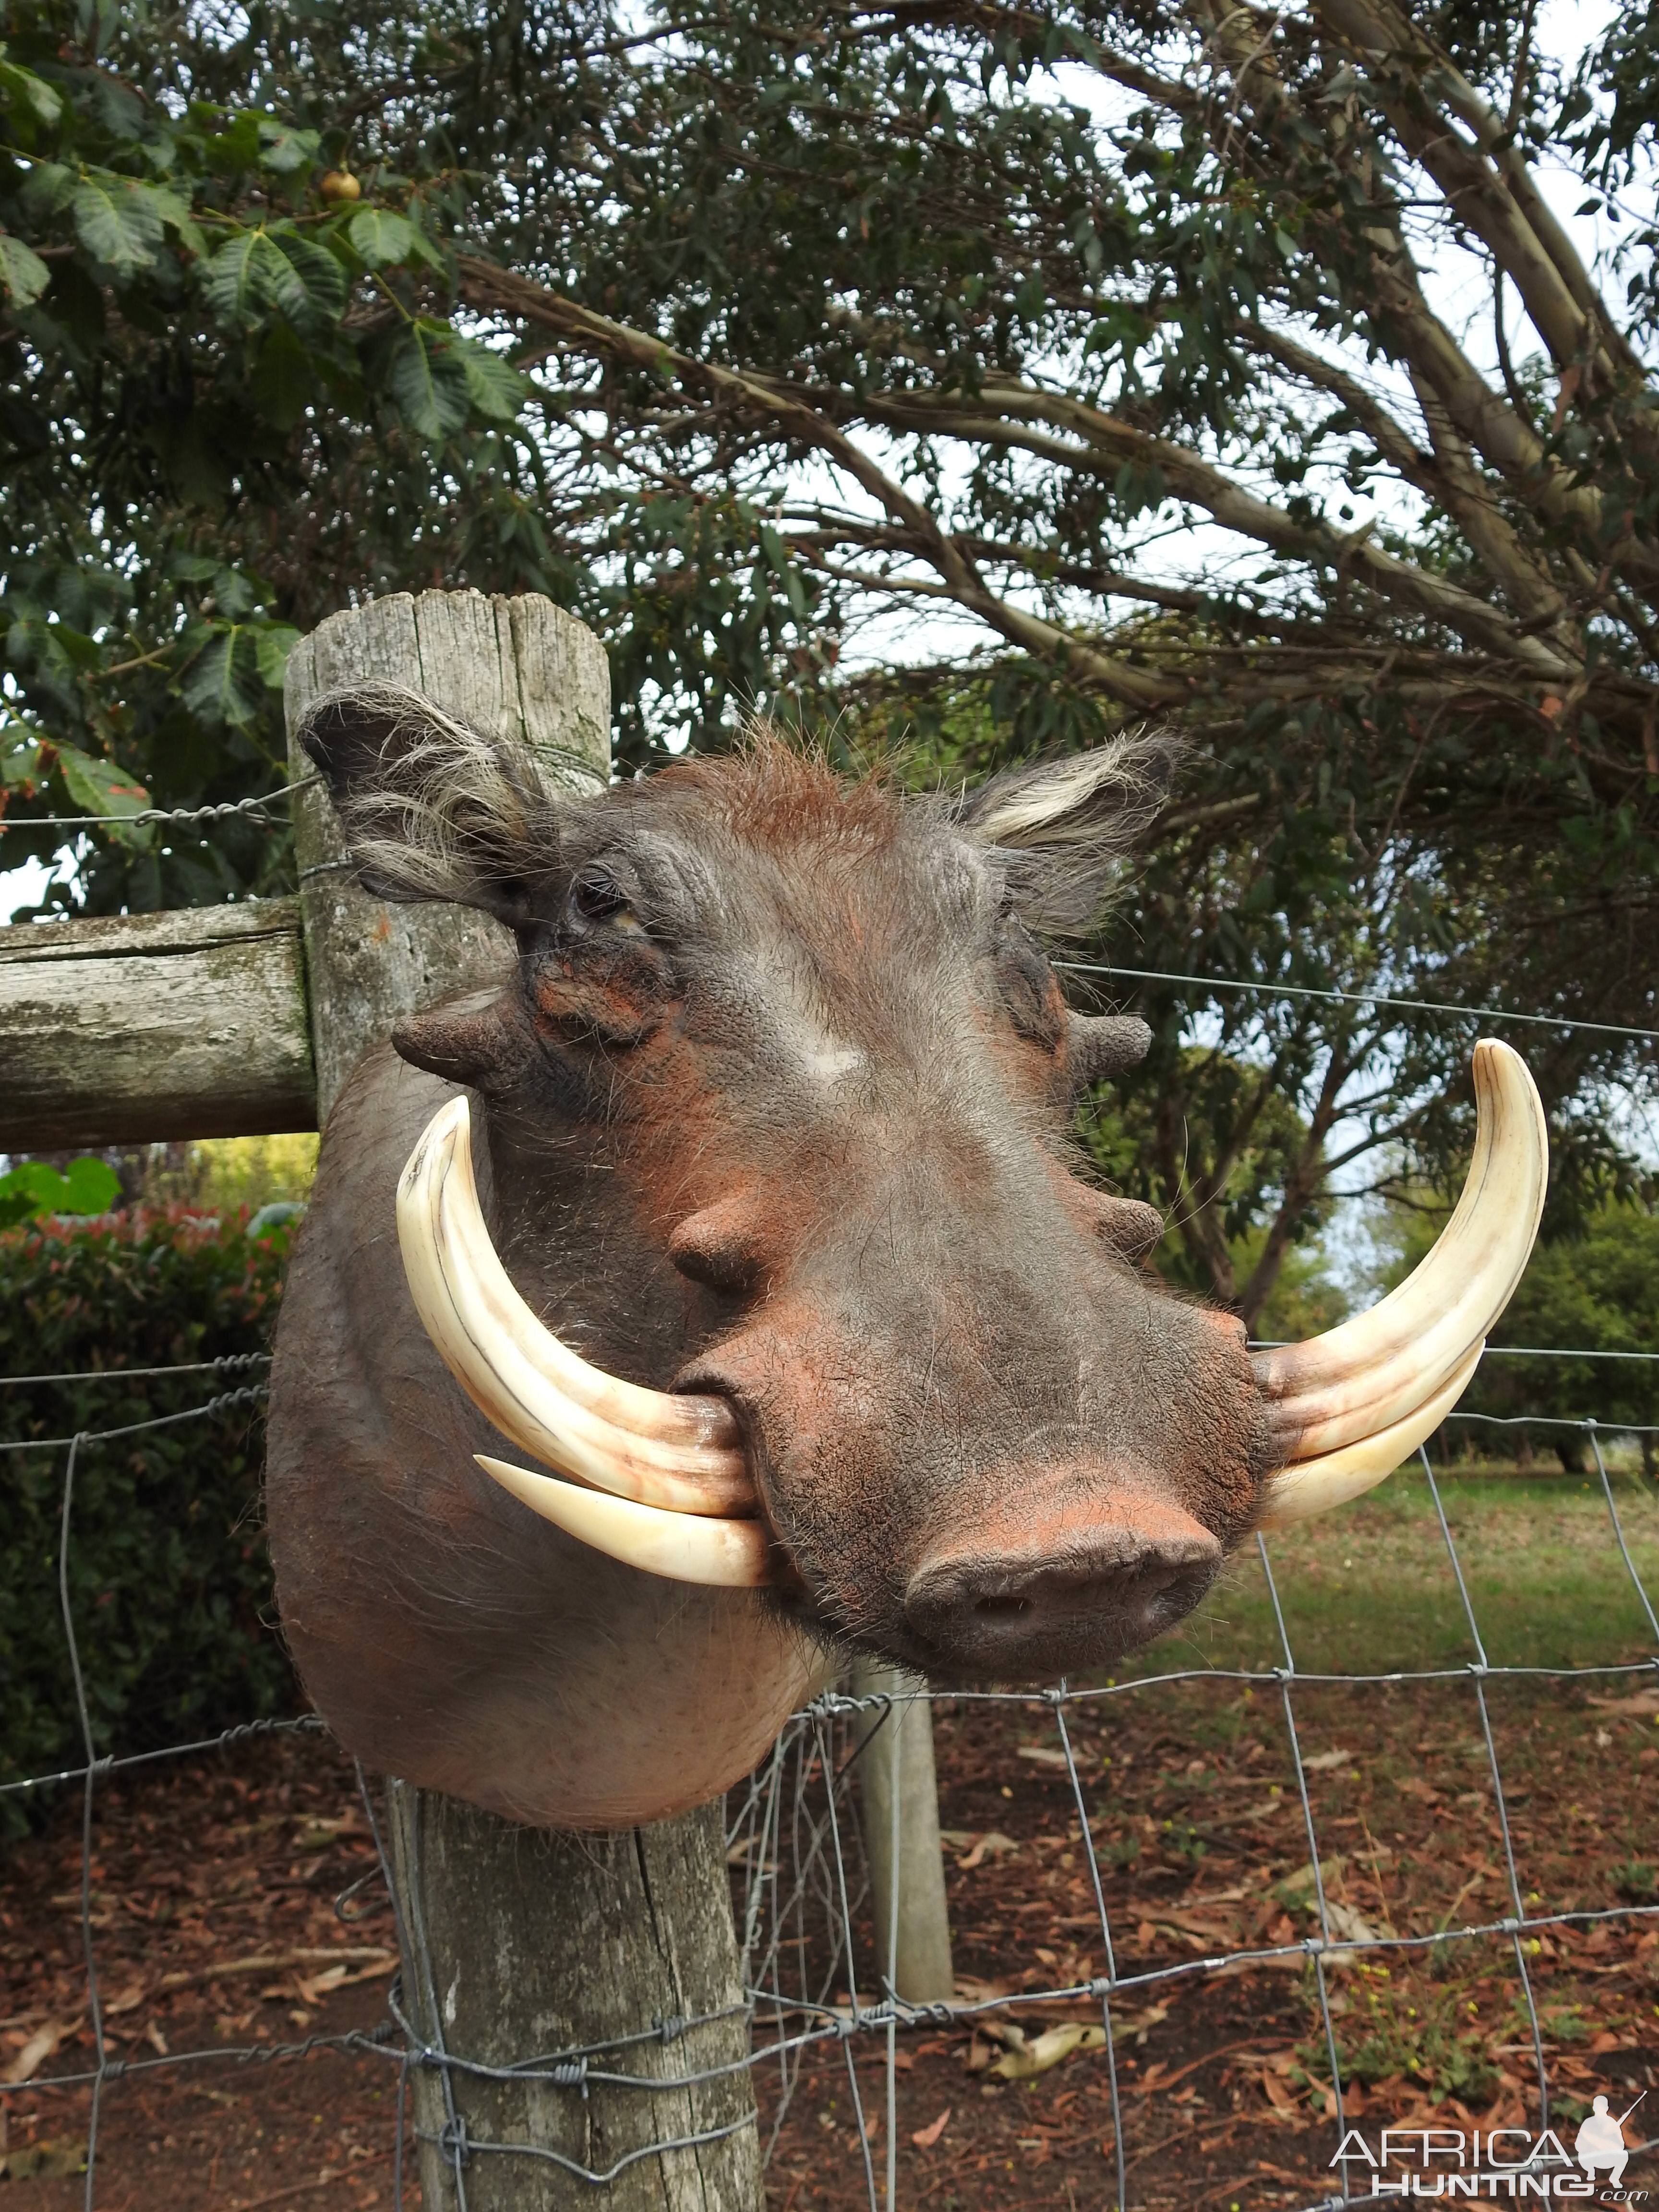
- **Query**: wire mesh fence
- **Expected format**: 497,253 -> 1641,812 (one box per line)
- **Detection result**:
2,1358 -> 1657,2211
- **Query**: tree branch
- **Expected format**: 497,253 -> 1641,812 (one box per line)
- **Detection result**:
856,382 -> 1583,676
460,260 -> 1187,711
1240,321 -> 1570,633
1313,0 -> 1643,385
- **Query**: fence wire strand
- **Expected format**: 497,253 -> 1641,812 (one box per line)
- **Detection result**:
3,1376 -> 1657,2208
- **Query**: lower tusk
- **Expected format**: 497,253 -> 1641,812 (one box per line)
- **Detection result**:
476,1455 -> 777,1587
1256,1343 -> 1482,1528
398,1095 -> 755,1515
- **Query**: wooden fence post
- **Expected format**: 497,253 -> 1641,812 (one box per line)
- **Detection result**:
285,590 -> 762,2212
851,1662 -> 955,2005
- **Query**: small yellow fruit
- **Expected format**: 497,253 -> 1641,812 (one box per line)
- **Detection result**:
319,170 -> 361,204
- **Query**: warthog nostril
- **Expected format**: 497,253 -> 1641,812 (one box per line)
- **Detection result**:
904,1510 -> 1222,1677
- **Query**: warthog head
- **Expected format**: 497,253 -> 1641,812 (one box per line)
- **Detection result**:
269,685 -> 1542,1821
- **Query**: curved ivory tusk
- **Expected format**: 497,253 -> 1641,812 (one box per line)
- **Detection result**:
1254,1041 -> 1546,1464
1256,1342 -> 1482,1528
397,1096 -> 755,1516
476,1455 -> 776,1587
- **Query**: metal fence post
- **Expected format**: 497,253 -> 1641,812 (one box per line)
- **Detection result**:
851,1660 -> 955,2005
284,590 -> 762,2212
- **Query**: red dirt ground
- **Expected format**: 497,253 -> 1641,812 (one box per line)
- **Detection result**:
2,1677 -> 1655,2210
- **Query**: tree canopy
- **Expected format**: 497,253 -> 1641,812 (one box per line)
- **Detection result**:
2,0 -> 1656,1316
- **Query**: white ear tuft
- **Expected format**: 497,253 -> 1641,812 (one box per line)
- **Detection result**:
957,728 -> 1180,934
962,731 -> 1178,851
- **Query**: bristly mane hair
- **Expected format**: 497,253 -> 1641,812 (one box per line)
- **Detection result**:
301,685 -> 1176,938
647,719 -> 904,851
653,718 -> 1178,936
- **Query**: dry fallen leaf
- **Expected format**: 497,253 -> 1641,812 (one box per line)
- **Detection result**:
295,1964 -> 351,2006
3,2018 -> 79,2087
1262,2068 -> 1298,2114
991,2021 -> 1106,2080
1322,1900 -> 1387,1948
1272,1854 -> 1349,1907
911,2107 -> 951,2149
956,1831 -> 1021,1871
1299,1748 -> 1356,1773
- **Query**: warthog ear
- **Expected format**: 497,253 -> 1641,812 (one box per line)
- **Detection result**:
298,681 -> 565,925
959,728 -> 1179,934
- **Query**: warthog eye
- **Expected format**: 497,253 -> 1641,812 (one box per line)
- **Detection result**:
569,867 -> 641,931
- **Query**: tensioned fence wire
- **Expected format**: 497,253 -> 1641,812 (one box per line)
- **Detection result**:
2,1359 -> 1657,2212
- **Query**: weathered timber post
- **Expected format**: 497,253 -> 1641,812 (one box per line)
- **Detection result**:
0,902 -> 314,1147
850,1660 -> 955,2005
285,589 -> 762,2212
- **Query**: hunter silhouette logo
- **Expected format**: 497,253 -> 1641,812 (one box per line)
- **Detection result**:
1576,2095 -> 1645,2189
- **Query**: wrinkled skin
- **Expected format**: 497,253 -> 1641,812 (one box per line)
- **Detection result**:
267,725 -> 1268,1828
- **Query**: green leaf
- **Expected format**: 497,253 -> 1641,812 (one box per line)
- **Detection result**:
43,623 -> 100,672
0,232 -> 50,307
144,183 -> 206,260
181,626 -> 264,727
201,228 -> 310,330
457,338 -> 529,422
254,624 -> 302,689
0,729 -> 46,788
209,567 -> 258,617
387,322 -> 470,438
52,741 -> 153,846
166,552 -> 221,582
0,1162 -> 65,1229
348,205 -> 418,268
206,111 -> 263,171
0,59 -> 64,131
251,320 -> 313,431
0,1156 -> 119,1227
58,1157 -> 121,1215
273,229 -> 348,324
18,160 -> 75,220
72,175 -> 166,277
258,122 -> 320,175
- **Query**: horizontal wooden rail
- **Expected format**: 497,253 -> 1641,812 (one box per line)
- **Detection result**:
0,900 -> 316,1151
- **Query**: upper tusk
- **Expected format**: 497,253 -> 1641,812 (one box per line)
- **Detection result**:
397,1095 -> 755,1516
476,1455 -> 776,1586
1256,1342 -> 1481,1528
1254,1040 -> 1546,1464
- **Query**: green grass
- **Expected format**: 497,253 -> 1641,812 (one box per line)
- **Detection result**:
1129,1464 -> 1659,1678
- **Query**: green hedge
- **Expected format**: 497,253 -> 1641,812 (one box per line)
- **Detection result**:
0,1206 -> 298,1833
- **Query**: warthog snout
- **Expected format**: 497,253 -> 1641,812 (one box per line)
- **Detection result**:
902,1489 -> 1222,1675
